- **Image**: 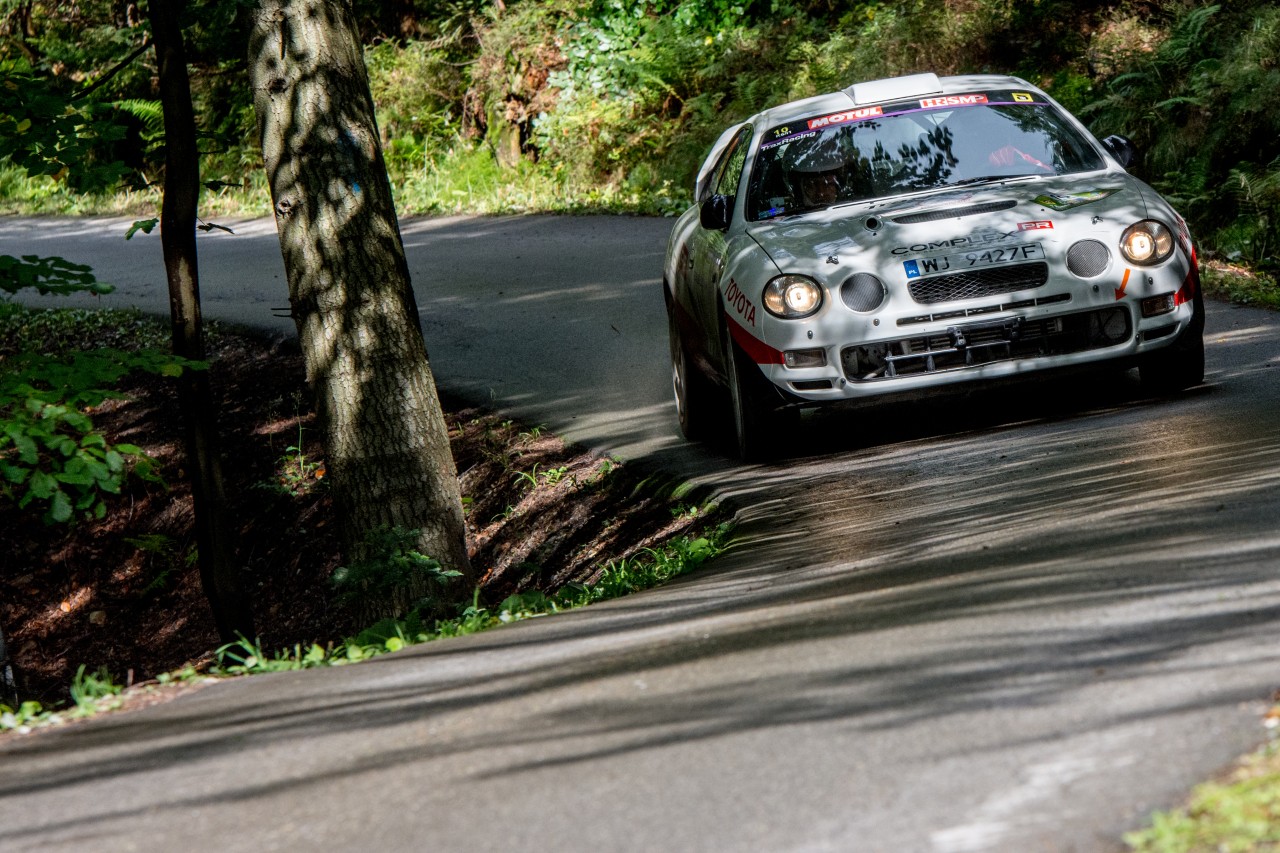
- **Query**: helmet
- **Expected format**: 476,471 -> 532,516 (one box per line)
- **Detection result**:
785,133 -> 849,205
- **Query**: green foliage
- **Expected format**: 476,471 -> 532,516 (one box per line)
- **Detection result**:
1201,263 -> 1280,310
366,38 -> 467,153
125,533 -> 190,595
1,664 -> 125,732
1125,740 -> 1280,852
0,347 -> 181,522
0,304 -> 174,354
68,664 -> 122,711
0,70 -> 130,193
4,0 -> 1277,270
0,306 -> 201,525
257,414 -> 325,497
212,521 -> 733,676
330,526 -> 463,614
1084,3 -> 1280,266
213,635 -> 334,675
0,699 -> 47,732
0,254 -> 112,298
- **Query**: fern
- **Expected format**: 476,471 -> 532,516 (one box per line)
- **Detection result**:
111,99 -> 165,140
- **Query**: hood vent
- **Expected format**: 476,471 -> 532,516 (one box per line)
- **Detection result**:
891,200 -> 1018,225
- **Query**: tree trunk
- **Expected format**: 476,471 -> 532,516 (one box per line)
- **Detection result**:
0,622 -> 17,708
247,0 -> 474,617
150,0 -> 255,641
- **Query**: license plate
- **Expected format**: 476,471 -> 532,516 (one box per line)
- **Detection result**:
903,243 -> 1045,279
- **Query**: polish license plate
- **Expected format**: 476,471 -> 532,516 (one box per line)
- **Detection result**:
903,243 -> 1045,279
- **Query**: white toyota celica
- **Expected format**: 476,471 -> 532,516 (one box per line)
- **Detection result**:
664,72 -> 1205,461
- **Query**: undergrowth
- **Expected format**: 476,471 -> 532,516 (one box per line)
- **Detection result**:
1,521 -> 731,732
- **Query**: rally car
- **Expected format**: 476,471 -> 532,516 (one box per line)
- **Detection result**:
664,72 -> 1205,460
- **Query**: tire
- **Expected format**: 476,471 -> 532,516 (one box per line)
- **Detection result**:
668,307 -> 717,441
722,322 -> 793,463
1140,292 -> 1205,394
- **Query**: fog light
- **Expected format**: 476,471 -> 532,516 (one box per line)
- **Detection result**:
1141,292 -> 1176,318
784,347 -> 827,368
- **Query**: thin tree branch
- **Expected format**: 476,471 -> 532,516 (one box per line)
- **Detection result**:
74,38 -> 153,102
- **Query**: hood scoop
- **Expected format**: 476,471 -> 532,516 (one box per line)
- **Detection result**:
891,199 -> 1018,225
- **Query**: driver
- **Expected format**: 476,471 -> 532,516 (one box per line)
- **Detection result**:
787,135 -> 848,208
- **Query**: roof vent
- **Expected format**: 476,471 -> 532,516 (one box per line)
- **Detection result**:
845,73 -> 944,106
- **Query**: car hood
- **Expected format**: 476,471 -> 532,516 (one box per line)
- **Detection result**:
746,173 -> 1156,271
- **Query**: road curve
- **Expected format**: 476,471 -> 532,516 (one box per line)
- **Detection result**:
2,215 -> 1279,852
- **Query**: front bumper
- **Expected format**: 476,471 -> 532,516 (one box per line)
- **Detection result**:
756,282 -> 1197,403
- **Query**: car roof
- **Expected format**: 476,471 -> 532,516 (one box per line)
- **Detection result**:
750,73 -> 1044,130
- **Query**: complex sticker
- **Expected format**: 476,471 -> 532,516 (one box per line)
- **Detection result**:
891,230 -> 1016,256
1033,188 -> 1120,211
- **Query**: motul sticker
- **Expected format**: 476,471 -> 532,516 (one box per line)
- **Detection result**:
1017,221 -> 1053,230
807,106 -> 884,130
920,94 -> 988,108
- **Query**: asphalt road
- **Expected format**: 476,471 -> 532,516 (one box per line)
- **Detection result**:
2,215 -> 1279,852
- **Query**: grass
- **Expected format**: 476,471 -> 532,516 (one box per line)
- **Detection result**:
1201,261 -> 1280,312
211,521 -> 730,677
0,664 -> 130,734
1,495 -> 731,735
1125,732 -> 1280,852
0,142 -> 689,220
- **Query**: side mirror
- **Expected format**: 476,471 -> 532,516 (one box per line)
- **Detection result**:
699,195 -> 732,231
1102,134 -> 1137,169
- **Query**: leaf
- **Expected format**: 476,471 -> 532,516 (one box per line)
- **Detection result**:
125,219 -> 159,240
49,489 -> 72,523
196,221 -> 235,235
28,470 -> 57,499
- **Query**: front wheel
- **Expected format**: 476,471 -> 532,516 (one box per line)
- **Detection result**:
1140,294 -> 1205,394
722,324 -> 795,462
668,309 -> 717,441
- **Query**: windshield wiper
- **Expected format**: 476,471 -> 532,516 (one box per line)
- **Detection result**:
948,174 -> 1037,187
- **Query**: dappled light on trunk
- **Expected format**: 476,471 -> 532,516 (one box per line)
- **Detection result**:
249,0 -> 472,618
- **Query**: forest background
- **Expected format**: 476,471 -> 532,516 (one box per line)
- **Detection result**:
4,5 -> 1280,846
2,0 -> 1278,274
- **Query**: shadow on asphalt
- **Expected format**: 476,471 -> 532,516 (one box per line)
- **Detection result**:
2,302 -> 1278,849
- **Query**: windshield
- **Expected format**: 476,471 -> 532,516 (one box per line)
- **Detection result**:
745,91 -> 1106,221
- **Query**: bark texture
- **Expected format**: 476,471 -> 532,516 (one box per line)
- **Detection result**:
151,0 -> 254,641
0,622 -> 17,708
248,0 -> 473,614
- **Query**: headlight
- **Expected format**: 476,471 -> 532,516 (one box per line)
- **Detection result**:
763,275 -> 823,319
1120,220 -> 1174,265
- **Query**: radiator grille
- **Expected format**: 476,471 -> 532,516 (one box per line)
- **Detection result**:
908,262 -> 1049,304
841,306 -> 1132,382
